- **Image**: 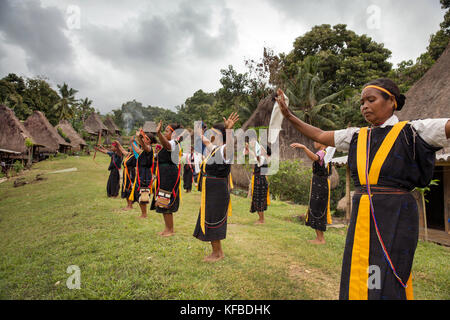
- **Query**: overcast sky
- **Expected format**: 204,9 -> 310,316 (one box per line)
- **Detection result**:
0,0 -> 445,113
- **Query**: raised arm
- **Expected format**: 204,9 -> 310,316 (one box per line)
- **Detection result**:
114,140 -> 129,157
223,112 -> 239,160
290,143 -> 320,162
276,89 -> 335,147
156,121 -> 172,151
137,130 -> 152,152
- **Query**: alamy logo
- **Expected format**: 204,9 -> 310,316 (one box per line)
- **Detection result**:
368,265 -> 381,290
66,265 -> 81,289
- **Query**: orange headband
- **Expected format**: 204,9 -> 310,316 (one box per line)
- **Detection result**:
166,125 -> 174,133
363,85 -> 398,110
211,128 -> 222,136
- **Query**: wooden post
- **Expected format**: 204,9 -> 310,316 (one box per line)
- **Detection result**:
345,164 -> 351,224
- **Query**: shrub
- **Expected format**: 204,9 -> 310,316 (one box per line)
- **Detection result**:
268,160 -> 312,205
13,160 -> 24,173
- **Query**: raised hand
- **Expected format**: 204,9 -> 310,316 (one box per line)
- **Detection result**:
156,120 -> 163,134
290,143 -> 305,149
275,89 -> 291,118
223,112 -> 239,129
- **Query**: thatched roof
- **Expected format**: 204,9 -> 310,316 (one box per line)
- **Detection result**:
103,117 -> 121,135
143,121 -> 157,134
0,104 -> 36,154
397,43 -> 450,153
24,111 -> 71,153
398,43 -> 450,120
84,113 -> 108,135
56,120 -> 87,151
242,95 -> 315,161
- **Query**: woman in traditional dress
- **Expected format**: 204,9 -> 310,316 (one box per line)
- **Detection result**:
151,121 -> 183,237
95,142 -> 123,198
275,79 -> 450,300
244,140 -> 271,224
117,138 -> 137,211
291,141 -> 332,244
193,112 -> 239,262
182,146 -> 195,193
120,131 -> 155,219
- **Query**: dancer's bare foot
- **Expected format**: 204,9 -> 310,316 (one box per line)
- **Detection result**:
308,239 -> 326,245
158,230 -> 175,237
203,253 -> 225,262
138,214 -> 148,219
254,220 -> 265,225
121,207 -> 133,211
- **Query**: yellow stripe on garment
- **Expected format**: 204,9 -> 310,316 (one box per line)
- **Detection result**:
368,121 -> 407,184
405,273 -> 414,300
357,127 -> 369,186
200,175 -> 207,234
228,173 -> 233,217
267,181 -> 271,206
327,178 -> 332,225
349,194 -> 371,300
350,121 -> 410,299
251,174 -> 255,197
199,147 -> 220,234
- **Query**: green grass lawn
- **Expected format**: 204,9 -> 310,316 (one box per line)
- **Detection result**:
0,154 -> 449,300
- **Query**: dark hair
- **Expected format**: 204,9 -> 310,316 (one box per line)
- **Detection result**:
266,145 -> 272,156
364,78 -> 406,111
212,123 -> 226,143
168,123 -> 184,142
147,133 -> 157,145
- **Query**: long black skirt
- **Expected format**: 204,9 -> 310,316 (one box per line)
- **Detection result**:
132,166 -> 152,204
183,165 -> 193,191
193,176 -> 230,242
121,168 -> 136,199
151,164 -> 180,213
305,174 -> 330,232
339,192 -> 418,300
250,174 -> 269,213
107,169 -> 120,197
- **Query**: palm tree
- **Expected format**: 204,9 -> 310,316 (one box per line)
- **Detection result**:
283,56 -> 349,130
53,83 -> 78,121
78,97 -> 94,123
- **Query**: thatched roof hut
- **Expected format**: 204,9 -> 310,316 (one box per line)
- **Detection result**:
56,120 -> 87,151
0,104 -> 36,157
143,121 -> 157,134
241,94 -> 315,161
104,117 -> 121,136
24,111 -> 71,154
84,113 -> 108,136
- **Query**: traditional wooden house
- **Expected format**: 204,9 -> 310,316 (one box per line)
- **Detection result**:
24,111 -> 71,158
0,104 -> 42,166
104,117 -> 121,136
143,121 -> 157,135
55,119 -> 87,152
83,113 -> 108,139
397,42 -> 450,245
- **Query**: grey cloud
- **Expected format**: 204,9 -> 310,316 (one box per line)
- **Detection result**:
81,0 -> 238,68
0,0 -> 75,75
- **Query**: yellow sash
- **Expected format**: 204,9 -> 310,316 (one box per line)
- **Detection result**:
349,121 -> 409,300
200,147 -> 220,234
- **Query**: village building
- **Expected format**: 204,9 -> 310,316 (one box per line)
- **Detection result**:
55,119 -> 88,152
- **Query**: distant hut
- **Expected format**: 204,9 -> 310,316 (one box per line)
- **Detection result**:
397,42 -> 450,244
84,113 -> 108,139
143,121 -> 157,135
56,119 -> 87,152
104,117 -> 121,136
0,104 -> 41,166
24,111 -> 71,157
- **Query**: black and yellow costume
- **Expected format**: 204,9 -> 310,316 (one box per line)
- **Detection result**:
305,151 -> 332,231
150,141 -> 182,213
193,146 -> 233,242
339,121 -> 439,300
249,161 -> 270,213
121,153 -> 136,200
129,149 -> 154,203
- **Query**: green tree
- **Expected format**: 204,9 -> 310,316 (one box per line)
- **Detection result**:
53,83 -> 78,121
22,77 -> 60,124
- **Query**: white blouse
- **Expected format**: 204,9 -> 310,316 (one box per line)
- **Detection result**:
334,115 -> 449,153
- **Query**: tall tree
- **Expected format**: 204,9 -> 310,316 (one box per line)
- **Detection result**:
53,83 -> 78,121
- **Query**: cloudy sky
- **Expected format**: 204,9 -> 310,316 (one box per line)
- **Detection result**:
0,0 -> 445,113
